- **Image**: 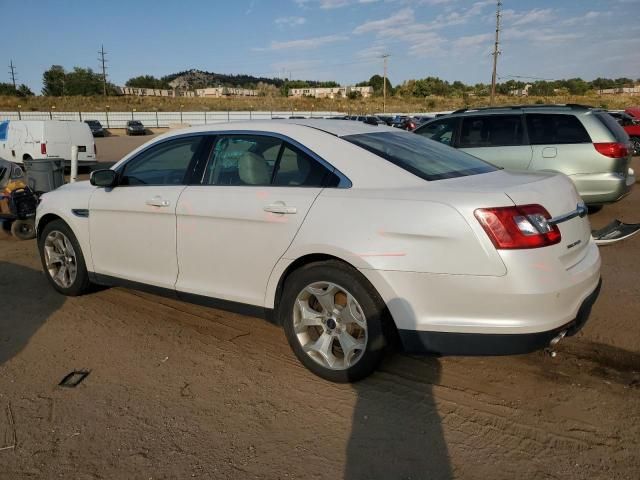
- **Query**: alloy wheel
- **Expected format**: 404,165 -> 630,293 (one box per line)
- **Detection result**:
43,230 -> 78,289
293,281 -> 368,371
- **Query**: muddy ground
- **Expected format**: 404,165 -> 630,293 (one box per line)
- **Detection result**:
0,140 -> 638,479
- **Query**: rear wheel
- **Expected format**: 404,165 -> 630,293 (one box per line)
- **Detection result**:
630,136 -> 640,156
11,219 -> 36,240
280,261 -> 389,383
38,220 -> 91,296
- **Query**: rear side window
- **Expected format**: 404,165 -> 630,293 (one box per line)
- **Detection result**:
459,115 -> 523,148
526,114 -> 591,145
343,131 -> 497,181
272,144 -> 331,186
595,112 -> 629,143
414,118 -> 458,146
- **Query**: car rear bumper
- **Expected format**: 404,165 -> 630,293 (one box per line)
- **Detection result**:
571,169 -> 635,205
398,278 -> 601,355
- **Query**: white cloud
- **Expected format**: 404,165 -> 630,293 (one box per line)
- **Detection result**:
274,16 -> 307,27
353,8 -> 414,34
501,8 -> 554,27
453,33 -> 492,50
295,0 -> 380,8
256,34 -> 349,51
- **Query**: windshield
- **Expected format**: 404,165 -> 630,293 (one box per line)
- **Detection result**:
343,131 -> 498,181
129,121 -> 142,126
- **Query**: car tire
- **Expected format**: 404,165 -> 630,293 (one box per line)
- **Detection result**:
38,219 -> 91,296
630,136 -> 640,156
11,219 -> 36,240
279,260 -> 390,383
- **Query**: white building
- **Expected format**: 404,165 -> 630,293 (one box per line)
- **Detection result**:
289,85 -> 374,99
118,87 -> 194,97
195,87 -> 258,98
509,84 -> 532,97
598,87 -> 640,96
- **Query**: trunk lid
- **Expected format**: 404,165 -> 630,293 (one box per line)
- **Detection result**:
502,171 -> 592,269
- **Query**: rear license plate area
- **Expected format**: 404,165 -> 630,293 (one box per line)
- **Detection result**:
77,146 -> 86,152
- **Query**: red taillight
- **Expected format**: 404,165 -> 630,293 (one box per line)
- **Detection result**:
40,143 -> 47,155
594,142 -> 629,158
474,204 -> 561,249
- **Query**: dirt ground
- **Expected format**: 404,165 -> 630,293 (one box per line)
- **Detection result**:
0,148 -> 639,479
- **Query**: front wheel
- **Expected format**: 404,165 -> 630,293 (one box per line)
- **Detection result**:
280,261 -> 389,383
38,220 -> 91,296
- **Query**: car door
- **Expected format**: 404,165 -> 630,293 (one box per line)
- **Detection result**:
457,114 -> 532,170
175,133 -> 338,307
89,134 -> 207,289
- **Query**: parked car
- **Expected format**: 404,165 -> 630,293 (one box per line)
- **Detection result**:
363,116 -> 386,125
36,120 -> 601,382
0,120 -> 96,165
126,120 -> 146,136
608,111 -> 640,155
414,105 -> 635,207
85,120 -> 106,137
391,115 -> 408,128
377,115 -> 394,126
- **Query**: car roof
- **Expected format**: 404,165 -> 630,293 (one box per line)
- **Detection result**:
158,119 -> 397,138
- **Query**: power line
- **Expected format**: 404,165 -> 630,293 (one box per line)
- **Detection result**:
8,60 -> 17,90
98,45 -> 108,96
490,0 -> 502,105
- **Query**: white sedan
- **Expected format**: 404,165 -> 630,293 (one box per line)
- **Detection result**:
36,120 -> 601,382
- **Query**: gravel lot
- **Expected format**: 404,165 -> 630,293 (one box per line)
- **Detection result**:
0,137 -> 638,479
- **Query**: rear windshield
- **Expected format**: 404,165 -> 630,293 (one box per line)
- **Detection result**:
343,131 -> 498,181
595,112 -> 629,143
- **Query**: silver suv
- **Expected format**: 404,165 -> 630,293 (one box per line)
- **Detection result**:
415,105 -> 635,206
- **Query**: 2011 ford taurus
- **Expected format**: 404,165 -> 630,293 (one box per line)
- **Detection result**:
36,120 -> 601,382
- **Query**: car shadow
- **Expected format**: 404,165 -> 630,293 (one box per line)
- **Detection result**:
345,296 -> 453,480
345,355 -> 452,479
0,262 -> 65,366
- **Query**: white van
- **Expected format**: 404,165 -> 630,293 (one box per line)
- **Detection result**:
0,120 -> 96,165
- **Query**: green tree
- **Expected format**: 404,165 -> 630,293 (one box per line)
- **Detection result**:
125,75 -> 171,89
17,84 -> 34,97
0,82 -> 16,95
361,75 -> 393,96
42,65 -> 66,96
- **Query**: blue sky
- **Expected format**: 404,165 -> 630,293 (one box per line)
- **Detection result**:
3,0 -> 639,92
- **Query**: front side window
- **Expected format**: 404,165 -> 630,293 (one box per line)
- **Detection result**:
526,114 -> 591,145
119,135 -> 204,186
202,135 -> 336,187
415,118 -> 458,146
343,131 -> 497,181
459,115 -> 523,148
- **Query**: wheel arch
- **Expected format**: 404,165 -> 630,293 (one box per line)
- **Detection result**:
37,213 -> 65,241
269,253 -> 401,346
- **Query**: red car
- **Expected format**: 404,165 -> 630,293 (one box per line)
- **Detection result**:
609,109 -> 640,155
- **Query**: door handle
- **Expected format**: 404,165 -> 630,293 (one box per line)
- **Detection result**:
146,197 -> 170,207
264,203 -> 297,214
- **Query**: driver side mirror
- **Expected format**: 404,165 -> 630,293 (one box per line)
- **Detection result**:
90,169 -> 118,188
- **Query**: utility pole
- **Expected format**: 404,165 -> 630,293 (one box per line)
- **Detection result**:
490,1 -> 502,105
8,60 -> 17,90
381,53 -> 390,113
98,44 -> 108,96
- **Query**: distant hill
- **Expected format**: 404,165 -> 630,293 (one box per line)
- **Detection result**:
162,69 -> 336,90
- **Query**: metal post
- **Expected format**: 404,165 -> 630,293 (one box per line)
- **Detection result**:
49,110 -> 52,120
490,1 -> 502,105
70,145 -> 78,183
204,111 -> 207,124
78,111 -> 82,121
105,108 -> 110,128
227,111 -> 230,121
155,110 -> 159,128
131,110 -> 134,121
